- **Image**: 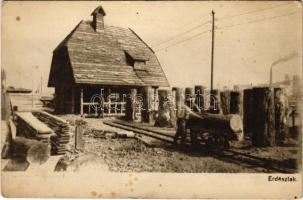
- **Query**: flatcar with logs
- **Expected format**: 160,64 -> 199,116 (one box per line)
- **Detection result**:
178,109 -> 244,149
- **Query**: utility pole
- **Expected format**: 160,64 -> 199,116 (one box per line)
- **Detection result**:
210,10 -> 215,91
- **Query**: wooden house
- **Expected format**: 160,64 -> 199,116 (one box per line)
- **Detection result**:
48,6 -> 169,119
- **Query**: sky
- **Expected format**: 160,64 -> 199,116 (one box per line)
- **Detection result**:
2,1 -> 302,94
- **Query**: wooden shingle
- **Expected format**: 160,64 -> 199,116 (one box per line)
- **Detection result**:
48,19 -> 169,87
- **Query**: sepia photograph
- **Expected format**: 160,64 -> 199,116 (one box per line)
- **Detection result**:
1,0 -> 302,198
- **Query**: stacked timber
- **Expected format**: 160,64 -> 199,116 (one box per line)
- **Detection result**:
33,111 -> 71,155
15,112 -> 55,145
252,87 -> 275,147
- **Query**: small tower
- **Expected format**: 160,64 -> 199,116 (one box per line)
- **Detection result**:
91,5 -> 106,32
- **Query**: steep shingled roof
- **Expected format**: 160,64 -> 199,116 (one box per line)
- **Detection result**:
48,20 -> 169,87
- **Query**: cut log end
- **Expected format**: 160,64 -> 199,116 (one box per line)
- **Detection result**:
27,143 -> 50,165
229,114 -> 242,132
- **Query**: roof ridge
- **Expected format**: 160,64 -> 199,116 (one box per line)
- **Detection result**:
128,28 -> 155,54
54,20 -> 83,52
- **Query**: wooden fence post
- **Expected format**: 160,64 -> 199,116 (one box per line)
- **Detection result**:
185,87 -> 195,109
195,85 -> 206,111
210,89 -> 221,114
75,123 -> 85,151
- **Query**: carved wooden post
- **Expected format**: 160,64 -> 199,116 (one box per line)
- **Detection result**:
195,85 -> 205,111
220,90 -> 231,115
243,89 -> 253,136
155,89 -> 176,127
274,87 -> 288,142
185,87 -> 195,109
173,87 -> 185,118
125,88 -> 138,121
230,91 -> 243,116
252,87 -> 275,147
141,86 -> 153,123
210,89 -> 221,114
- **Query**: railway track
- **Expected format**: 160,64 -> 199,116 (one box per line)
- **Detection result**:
104,120 -> 297,173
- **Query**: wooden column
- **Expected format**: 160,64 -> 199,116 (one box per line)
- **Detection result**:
252,87 -> 275,147
220,90 -> 231,115
195,85 -> 205,111
243,89 -> 253,136
80,87 -> 84,117
210,89 -> 221,114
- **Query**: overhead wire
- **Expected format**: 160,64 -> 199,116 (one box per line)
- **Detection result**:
154,29 -> 211,52
152,20 -> 211,48
150,12 -> 211,46
152,3 -> 298,51
216,2 -> 293,22
217,10 -> 299,30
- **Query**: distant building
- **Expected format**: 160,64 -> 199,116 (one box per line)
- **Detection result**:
48,6 -> 169,116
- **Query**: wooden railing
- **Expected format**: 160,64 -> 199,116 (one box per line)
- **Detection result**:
82,101 -> 126,117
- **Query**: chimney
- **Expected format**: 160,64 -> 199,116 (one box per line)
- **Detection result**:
91,6 -> 106,32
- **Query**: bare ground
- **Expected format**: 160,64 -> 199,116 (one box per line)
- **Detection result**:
59,115 -> 301,173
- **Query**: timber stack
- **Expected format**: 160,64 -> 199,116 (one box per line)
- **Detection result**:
33,111 -> 71,155
15,112 -> 55,145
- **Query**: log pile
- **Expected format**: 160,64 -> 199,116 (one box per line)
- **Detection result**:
33,111 -> 71,155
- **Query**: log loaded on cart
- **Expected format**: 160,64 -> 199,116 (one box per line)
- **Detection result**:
175,107 -> 243,149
